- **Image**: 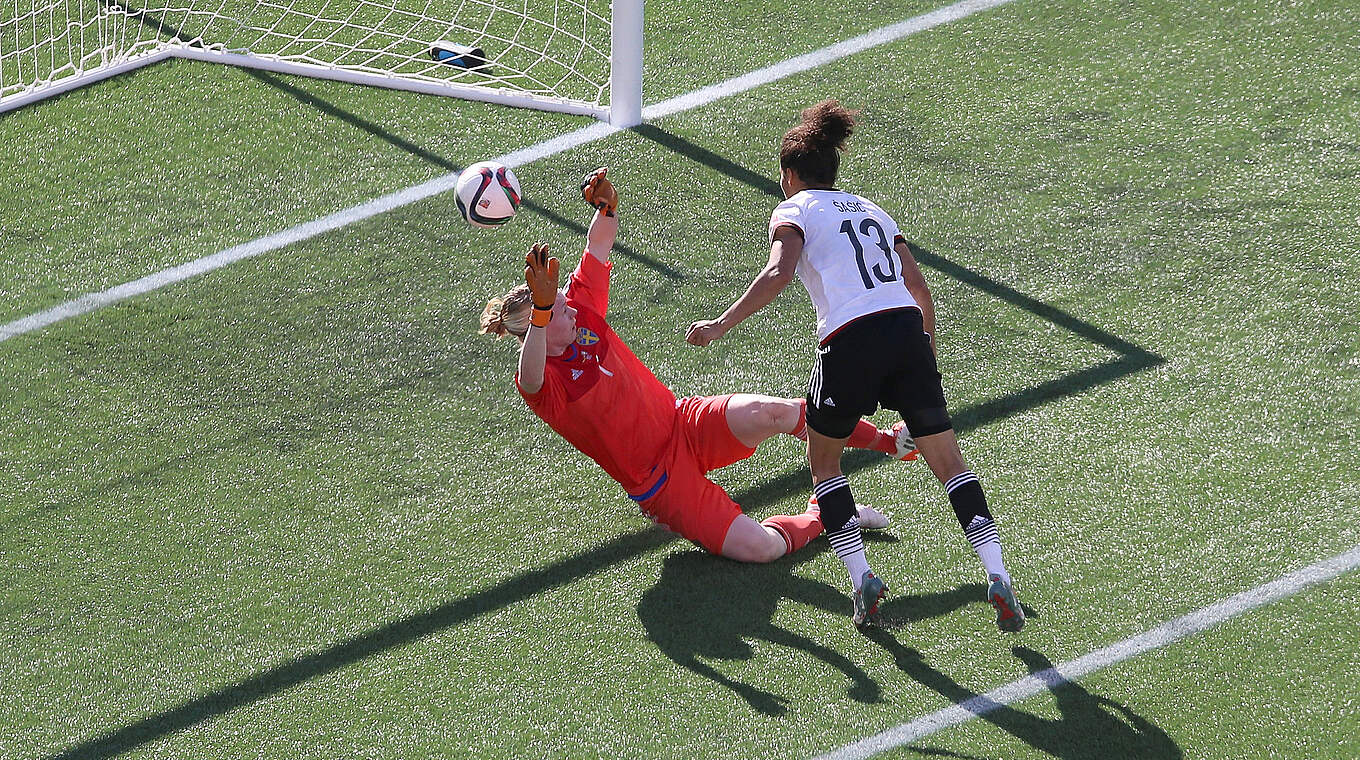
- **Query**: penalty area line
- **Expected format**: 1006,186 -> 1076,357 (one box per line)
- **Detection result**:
0,0 -> 1019,345
812,543 -> 1360,760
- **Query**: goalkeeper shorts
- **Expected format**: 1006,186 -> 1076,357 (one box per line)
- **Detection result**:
628,394 -> 757,554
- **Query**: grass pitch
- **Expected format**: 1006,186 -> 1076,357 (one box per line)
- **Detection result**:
1,0 -> 1357,758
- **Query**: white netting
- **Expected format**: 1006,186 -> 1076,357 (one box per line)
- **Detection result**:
1,0 -> 115,100
1,0 -> 611,110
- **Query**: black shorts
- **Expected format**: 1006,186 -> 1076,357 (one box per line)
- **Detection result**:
805,307 -> 951,439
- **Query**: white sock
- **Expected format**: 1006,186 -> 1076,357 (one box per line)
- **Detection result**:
842,549 -> 871,590
975,541 -> 1010,586
826,515 -> 871,590
964,515 -> 1009,586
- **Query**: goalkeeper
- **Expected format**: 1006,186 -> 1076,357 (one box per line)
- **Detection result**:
479,169 -> 917,562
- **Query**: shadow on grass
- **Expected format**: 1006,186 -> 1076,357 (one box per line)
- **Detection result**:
41,133 -> 1163,760
637,549 -> 1035,715
874,582 -> 1040,630
630,124 -> 1162,361
41,459 -> 889,760
43,104 -> 1167,760
637,548 -> 887,715
861,632 -> 1184,759
85,2 -> 684,281
243,69 -> 684,282
45,527 -> 674,760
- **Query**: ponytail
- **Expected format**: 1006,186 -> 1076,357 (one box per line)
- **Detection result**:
780,99 -> 860,186
479,284 -> 533,340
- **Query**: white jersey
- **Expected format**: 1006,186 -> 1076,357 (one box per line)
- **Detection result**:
768,189 -> 917,342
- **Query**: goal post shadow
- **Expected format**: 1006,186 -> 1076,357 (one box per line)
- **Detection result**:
234,67 -> 685,279
628,121 -> 1166,432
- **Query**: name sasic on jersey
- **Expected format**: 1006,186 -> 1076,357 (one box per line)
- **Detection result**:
769,189 -> 918,342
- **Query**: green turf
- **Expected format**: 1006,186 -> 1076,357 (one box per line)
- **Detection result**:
879,574 -> 1360,760
0,59 -> 593,323
1,0 -> 1358,758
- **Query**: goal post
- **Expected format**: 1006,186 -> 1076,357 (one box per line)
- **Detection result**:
0,0 -> 644,125
608,0 -> 641,127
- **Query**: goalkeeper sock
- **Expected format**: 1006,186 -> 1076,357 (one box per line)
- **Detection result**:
761,512 -> 824,556
847,422 -> 897,455
789,401 -> 895,455
788,401 -> 808,440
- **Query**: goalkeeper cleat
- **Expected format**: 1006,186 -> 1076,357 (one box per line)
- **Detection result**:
804,496 -> 888,530
890,421 -> 919,461
988,575 -> 1025,633
852,572 -> 888,628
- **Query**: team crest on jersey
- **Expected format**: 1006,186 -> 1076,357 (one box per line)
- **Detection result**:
575,327 -> 600,346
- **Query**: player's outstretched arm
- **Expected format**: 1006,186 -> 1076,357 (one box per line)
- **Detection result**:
581,167 -> 618,264
686,226 -> 801,346
518,243 -> 560,394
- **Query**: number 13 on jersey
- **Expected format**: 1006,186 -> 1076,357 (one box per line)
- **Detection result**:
839,218 -> 897,289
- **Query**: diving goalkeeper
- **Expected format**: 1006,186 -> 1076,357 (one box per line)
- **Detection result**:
479,169 -> 917,562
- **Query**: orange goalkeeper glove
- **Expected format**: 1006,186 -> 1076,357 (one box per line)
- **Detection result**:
580,166 -> 617,217
525,243 -> 560,327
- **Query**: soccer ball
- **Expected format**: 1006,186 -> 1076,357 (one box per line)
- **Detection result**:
456,161 -> 522,229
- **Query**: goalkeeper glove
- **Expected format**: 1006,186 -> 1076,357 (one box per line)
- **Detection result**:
580,167 -> 617,217
524,243 -> 560,327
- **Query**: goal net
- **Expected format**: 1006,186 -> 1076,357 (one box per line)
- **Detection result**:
0,0 -> 641,123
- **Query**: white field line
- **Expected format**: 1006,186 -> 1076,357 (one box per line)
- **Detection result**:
814,543 -> 1360,760
0,0 -> 1018,345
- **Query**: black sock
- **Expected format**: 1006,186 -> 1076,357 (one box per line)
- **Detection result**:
946,470 -> 1008,583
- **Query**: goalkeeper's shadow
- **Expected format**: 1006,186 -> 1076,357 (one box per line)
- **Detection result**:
636,546 -> 884,715
635,539 -> 989,717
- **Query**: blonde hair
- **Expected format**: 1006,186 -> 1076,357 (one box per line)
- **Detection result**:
479,283 -> 533,340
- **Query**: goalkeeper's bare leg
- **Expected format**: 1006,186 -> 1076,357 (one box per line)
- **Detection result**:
725,394 -> 894,529
715,395 -> 891,565
723,395 -> 912,458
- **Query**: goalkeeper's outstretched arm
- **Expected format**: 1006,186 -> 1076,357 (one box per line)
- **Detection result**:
581,167 -> 619,264
517,243 -> 560,394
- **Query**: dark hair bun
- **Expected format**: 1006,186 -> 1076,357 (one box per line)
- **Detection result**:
797,99 -> 857,152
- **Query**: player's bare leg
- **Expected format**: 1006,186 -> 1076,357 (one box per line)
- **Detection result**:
915,427 -> 1024,632
913,428 -> 968,484
724,394 -> 803,448
721,514 -> 819,563
723,395 -> 891,529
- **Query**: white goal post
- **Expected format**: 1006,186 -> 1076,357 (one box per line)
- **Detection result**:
0,0 -> 643,125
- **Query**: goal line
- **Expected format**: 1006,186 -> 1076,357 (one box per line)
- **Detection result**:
0,0 -> 1020,345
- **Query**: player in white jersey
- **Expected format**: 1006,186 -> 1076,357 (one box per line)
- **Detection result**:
767,187 -> 915,343
687,100 -> 1024,631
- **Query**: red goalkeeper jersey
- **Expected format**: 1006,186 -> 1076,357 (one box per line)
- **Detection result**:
516,254 -> 679,497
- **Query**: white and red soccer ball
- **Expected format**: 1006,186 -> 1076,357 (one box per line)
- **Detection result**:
455,161 -> 522,228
